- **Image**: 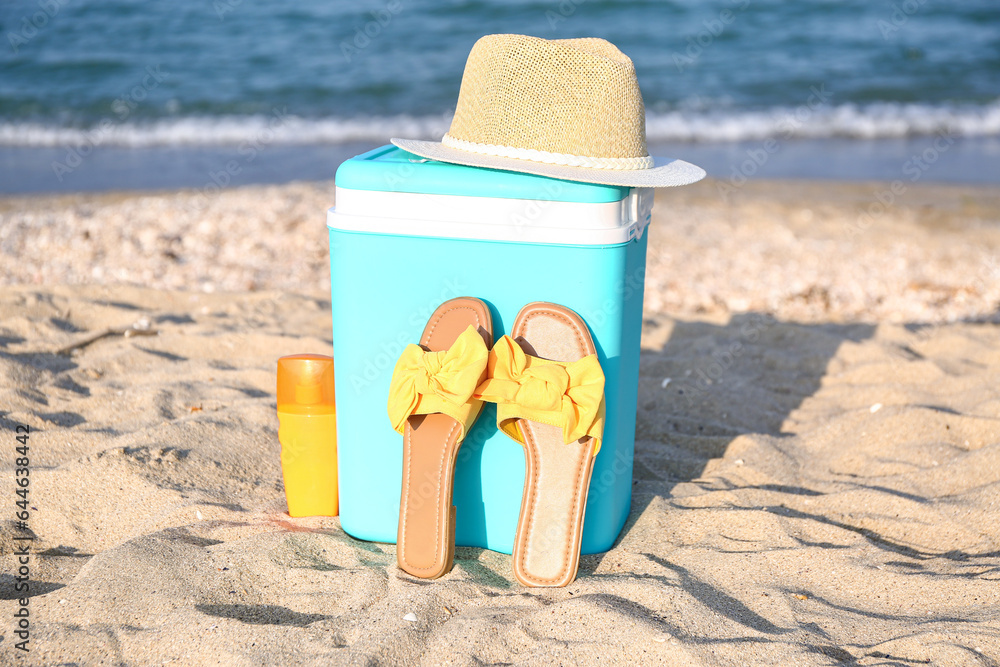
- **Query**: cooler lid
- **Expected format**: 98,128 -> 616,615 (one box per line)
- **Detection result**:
335,144 -> 630,204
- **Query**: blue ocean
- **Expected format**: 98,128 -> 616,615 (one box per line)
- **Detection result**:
1,0 -> 998,193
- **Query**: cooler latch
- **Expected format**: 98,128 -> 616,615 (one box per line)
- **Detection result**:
627,188 -> 654,241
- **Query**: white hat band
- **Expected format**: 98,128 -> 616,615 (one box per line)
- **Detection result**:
441,133 -> 655,171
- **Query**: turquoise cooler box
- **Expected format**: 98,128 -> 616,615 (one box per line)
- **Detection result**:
328,144 -> 651,555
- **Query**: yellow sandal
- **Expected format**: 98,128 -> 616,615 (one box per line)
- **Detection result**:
387,297 -> 492,579
475,301 -> 605,587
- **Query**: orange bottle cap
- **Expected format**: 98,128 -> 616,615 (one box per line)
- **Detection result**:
277,354 -> 335,409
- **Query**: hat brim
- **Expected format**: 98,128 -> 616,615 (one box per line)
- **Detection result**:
390,138 -> 706,188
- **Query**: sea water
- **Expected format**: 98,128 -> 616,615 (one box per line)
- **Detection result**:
1,0 -> 997,192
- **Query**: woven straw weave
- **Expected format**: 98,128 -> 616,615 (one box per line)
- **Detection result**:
447,34 -> 649,161
391,34 -> 705,187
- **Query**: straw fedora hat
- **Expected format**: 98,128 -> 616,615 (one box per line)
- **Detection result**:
392,34 -> 704,188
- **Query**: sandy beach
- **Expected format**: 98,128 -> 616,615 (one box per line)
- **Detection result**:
1,178 -> 999,665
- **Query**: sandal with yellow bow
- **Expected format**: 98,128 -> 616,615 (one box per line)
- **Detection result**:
475,302 -> 606,587
387,297 -> 493,579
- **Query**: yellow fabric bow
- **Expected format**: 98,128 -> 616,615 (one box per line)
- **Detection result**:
386,325 -> 489,440
474,335 -> 606,454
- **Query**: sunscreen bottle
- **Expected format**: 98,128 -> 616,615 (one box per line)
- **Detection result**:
277,354 -> 338,517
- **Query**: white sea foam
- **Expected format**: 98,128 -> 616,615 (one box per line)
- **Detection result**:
645,100 -> 1000,142
1,101 -> 998,148
0,114 -> 454,148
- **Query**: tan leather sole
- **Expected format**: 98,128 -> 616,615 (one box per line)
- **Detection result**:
509,302 -> 598,588
396,297 -> 492,579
